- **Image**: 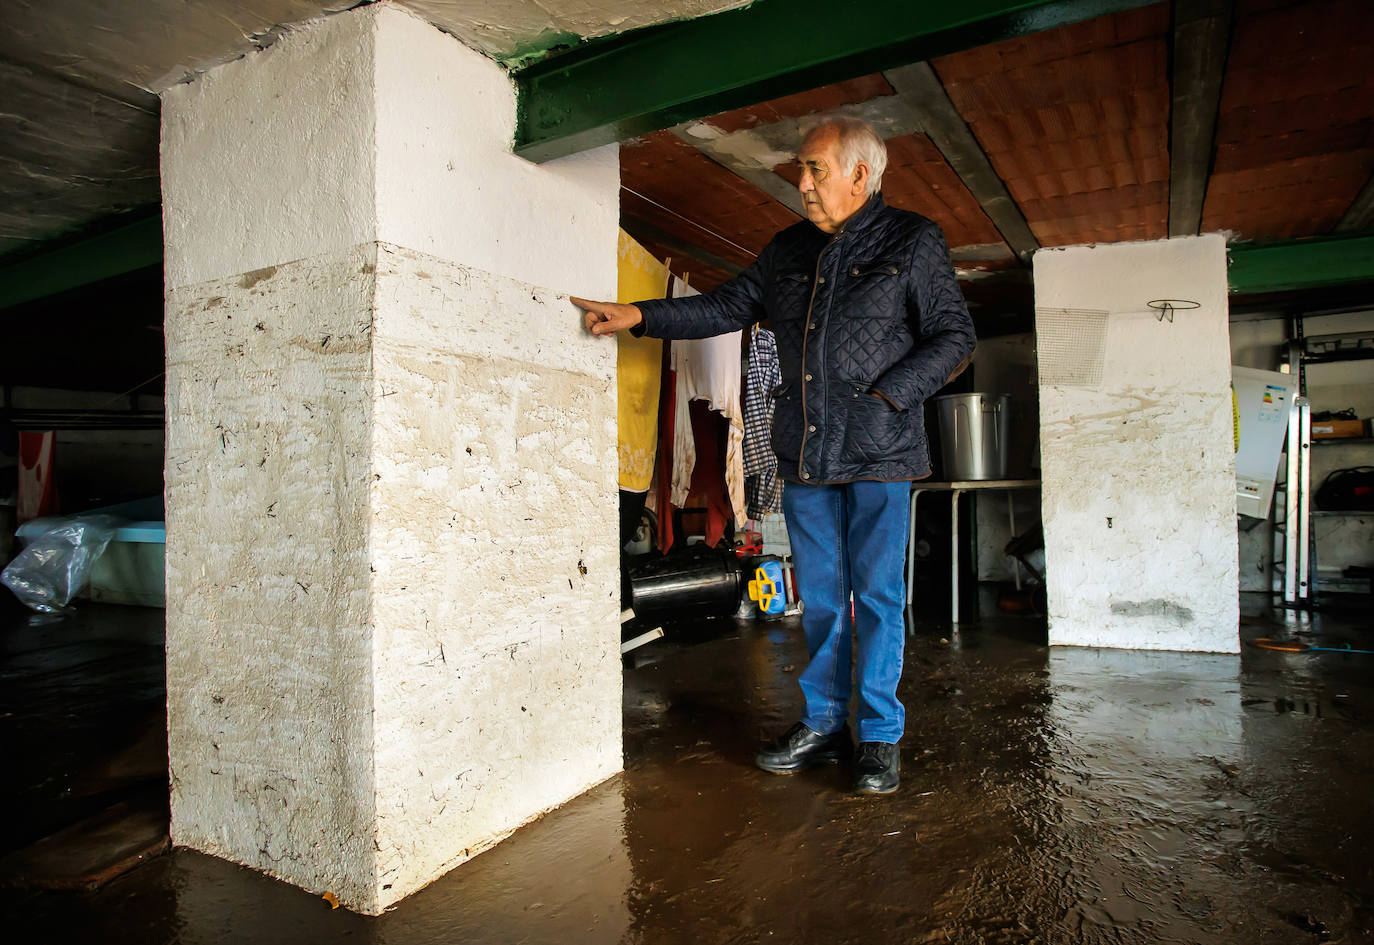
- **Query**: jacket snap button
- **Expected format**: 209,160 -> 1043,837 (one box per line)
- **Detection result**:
809,323 -> 817,330
801,470 -> 811,479
817,276 -> 826,284
804,373 -> 812,381
808,424 -> 816,432
850,267 -> 859,276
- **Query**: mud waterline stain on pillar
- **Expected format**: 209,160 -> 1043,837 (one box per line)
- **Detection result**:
161,4 -> 620,914
1032,235 -> 1239,653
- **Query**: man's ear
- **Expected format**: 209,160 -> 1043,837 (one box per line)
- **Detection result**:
851,161 -> 869,195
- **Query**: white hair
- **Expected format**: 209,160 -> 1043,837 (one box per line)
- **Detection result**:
801,115 -> 888,195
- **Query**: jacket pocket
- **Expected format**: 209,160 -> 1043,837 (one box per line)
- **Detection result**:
842,383 -> 913,464
770,271 -> 812,324
847,258 -> 903,279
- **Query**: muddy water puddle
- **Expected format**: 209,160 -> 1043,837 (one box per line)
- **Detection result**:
6,606 -> 1374,943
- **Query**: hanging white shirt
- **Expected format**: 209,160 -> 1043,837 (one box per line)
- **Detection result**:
668,276 -> 747,523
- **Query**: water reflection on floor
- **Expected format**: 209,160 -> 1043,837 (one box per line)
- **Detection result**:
6,596 -> 1373,943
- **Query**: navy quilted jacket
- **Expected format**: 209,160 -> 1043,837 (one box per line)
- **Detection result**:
636,193 -> 976,484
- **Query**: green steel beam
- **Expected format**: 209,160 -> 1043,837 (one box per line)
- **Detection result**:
514,0 -> 1156,162
1228,234 -> 1374,295
0,215 -> 162,313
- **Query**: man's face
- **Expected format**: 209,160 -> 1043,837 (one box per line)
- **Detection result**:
796,126 -> 869,233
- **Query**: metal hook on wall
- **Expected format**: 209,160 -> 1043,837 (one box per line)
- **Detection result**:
1145,299 -> 1201,323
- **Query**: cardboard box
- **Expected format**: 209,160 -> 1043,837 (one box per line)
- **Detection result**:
1311,418 -> 1370,439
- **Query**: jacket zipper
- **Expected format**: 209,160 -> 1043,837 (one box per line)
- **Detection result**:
797,230 -> 844,477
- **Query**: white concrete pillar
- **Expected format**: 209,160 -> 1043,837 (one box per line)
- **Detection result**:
160,4 -> 621,913
1032,235 -> 1239,653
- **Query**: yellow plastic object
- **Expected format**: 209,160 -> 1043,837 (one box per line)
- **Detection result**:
748,564 -> 784,614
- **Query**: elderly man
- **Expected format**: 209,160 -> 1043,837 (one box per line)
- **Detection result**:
574,116 -> 975,795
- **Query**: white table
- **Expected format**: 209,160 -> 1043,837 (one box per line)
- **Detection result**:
906,478 -> 1042,626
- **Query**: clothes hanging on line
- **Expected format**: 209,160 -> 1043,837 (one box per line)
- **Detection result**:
743,326 -> 783,518
649,336 -> 678,554
668,275 -> 747,524
683,400 -> 733,548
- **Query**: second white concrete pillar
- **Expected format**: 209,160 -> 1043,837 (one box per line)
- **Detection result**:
1033,235 -> 1239,653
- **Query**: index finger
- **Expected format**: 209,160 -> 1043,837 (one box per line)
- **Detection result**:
570,296 -> 601,311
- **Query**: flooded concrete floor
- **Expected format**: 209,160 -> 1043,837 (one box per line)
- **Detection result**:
3,593 -> 1373,943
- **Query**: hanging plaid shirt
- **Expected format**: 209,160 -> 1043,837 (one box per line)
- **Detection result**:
743,327 -> 783,517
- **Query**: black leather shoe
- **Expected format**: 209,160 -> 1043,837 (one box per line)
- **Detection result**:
754,722 -> 852,774
852,742 -> 900,794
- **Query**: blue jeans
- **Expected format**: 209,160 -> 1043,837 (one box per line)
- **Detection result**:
782,480 -> 910,744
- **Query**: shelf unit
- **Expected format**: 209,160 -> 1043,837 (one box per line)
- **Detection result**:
1272,316 -> 1374,605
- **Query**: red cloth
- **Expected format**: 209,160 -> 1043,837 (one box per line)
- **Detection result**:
685,401 -> 732,548
651,341 -> 735,553
17,430 -> 58,523
654,343 -> 678,554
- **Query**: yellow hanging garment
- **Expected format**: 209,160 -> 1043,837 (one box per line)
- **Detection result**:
616,231 -> 667,492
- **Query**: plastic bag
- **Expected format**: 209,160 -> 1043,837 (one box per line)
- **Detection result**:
1,515 -> 119,613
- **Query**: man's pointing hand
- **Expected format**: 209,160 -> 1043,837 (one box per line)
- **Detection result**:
572,297 -> 643,338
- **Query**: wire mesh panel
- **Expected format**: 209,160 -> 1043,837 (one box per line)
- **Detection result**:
1034,308 -> 1109,388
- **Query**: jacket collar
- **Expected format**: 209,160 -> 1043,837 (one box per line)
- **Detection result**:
834,191 -> 886,237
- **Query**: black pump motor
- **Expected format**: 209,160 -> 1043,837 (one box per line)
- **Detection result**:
628,544 -> 745,619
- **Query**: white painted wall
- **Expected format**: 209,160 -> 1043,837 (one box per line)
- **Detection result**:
1033,236 -> 1239,652
368,7 -> 620,901
163,246 -> 380,906
373,8 -> 621,291
161,3 -> 620,914
161,10 -> 377,290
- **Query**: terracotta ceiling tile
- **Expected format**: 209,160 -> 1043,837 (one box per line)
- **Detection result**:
1020,179 -> 1168,246
876,133 -> 1007,249
619,191 -> 754,271
620,131 -> 798,267
701,74 -> 896,133
1203,0 -> 1374,237
936,3 -> 1167,76
615,0 -> 1364,273
1203,151 -> 1374,238
1085,166 -> 1113,193
973,116 -> 1014,154
1230,0 -> 1372,70
932,3 -> 1171,246
1216,121 -> 1374,174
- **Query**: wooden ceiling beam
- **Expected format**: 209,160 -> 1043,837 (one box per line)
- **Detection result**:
883,62 -> 1039,263
666,126 -> 809,218
1167,0 -> 1233,238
